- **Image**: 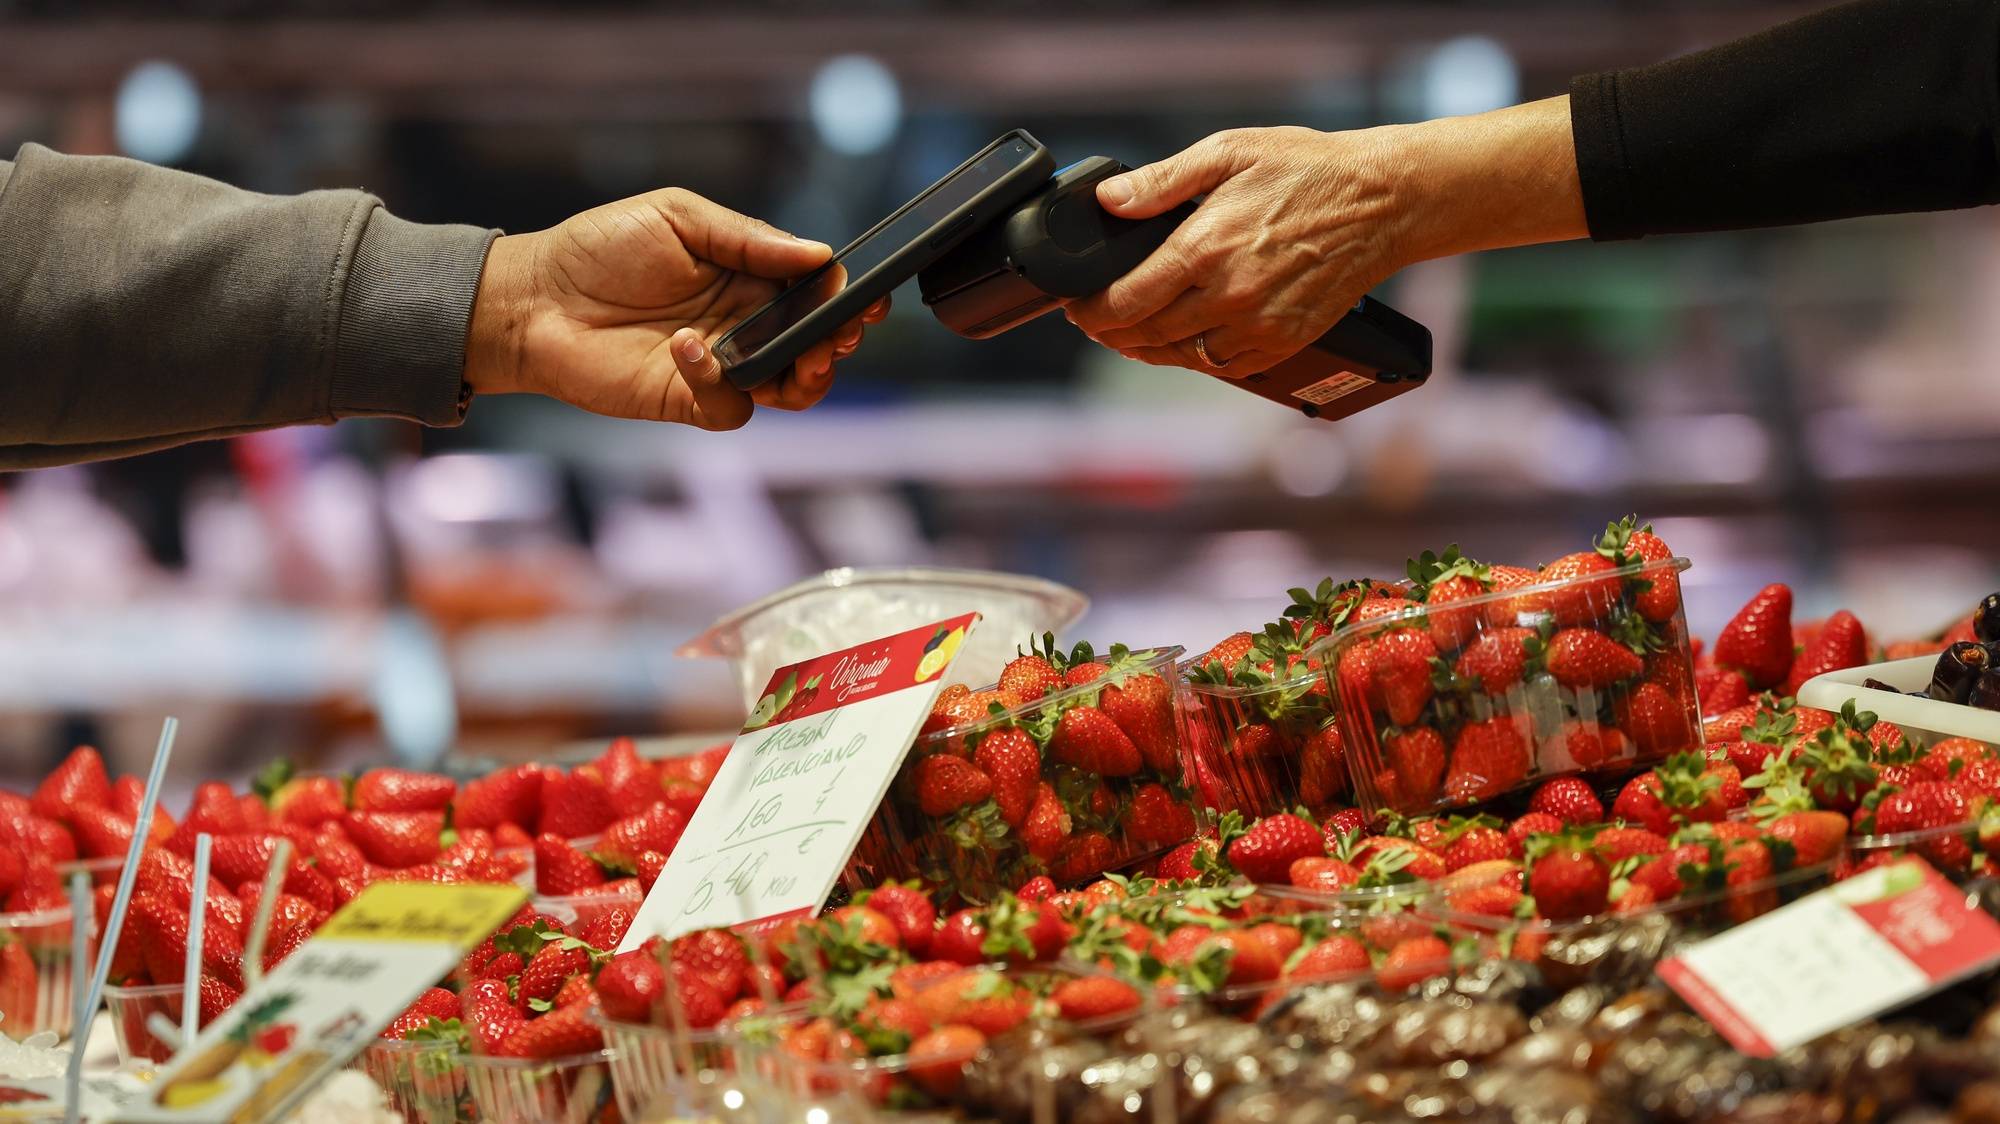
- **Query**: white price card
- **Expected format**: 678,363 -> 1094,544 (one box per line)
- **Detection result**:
1657,858 -> 2000,1057
621,614 -> 978,950
108,881 -> 527,1123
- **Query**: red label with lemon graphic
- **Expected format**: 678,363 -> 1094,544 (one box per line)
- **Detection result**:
742,613 -> 977,731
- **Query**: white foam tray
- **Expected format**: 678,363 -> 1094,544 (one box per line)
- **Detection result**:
1798,654 -> 2000,744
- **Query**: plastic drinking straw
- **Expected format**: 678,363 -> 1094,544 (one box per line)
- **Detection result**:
240,838 -> 292,992
66,716 -> 177,1097
63,870 -> 90,1124
180,834 -> 212,1048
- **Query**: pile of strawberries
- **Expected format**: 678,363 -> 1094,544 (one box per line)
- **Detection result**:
1318,517 -> 1700,815
854,638 -> 1193,902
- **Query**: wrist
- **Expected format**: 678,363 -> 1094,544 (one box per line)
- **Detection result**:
1386,96 -> 1588,264
463,233 -> 537,397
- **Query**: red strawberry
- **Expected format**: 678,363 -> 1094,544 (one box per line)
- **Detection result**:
1019,783 -> 1071,862
1376,935 -> 1452,992
1918,738 -> 1995,782
351,768 -> 456,813
1695,666 -> 1752,719
498,1006 -> 603,1059
1544,628 -> 1644,688
1506,812 -> 1565,856
1441,821 -> 1512,872
998,651 -> 1064,703
1064,662 -> 1107,686
1160,926 -> 1281,987
1050,976 -> 1142,1022
30,746 -> 111,824
855,882 -> 935,958
536,770 -> 618,840
1618,682 -> 1695,758
1445,719 -> 1531,805
1288,855 -> 1361,892
533,833 -> 608,896
1528,777 -> 1604,826
1611,753 -> 1724,834
1871,780 -> 1970,836
597,804 -> 690,864
517,939 -> 592,1007
913,967 -> 1034,1033
636,850 -> 668,893
1154,837 -> 1216,882
972,728 -> 1040,827
1225,813 -> 1323,884
1599,517 -> 1679,622
1713,583 -> 1795,690
251,762 -> 347,829
671,929 -> 749,1002
1371,629 -> 1439,727
1447,881 -> 1526,918
1051,831 -> 1117,884
1127,784 -> 1195,848
344,811 -> 444,869
1765,810 -> 1848,866
1201,633 -> 1256,676
586,737 -> 664,818
1782,610 -> 1867,698
1453,628 -> 1540,692
455,764 -> 545,832
1595,826 -> 1671,863
1527,833 -> 1609,920
128,893 -> 246,990
1409,546 -> 1490,650
1299,723 -> 1348,808
1481,564 -> 1542,626
1100,672 -> 1178,774
1382,727 -> 1447,807
1288,934 -> 1372,981
1050,707 -> 1141,776
912,755 -> 994,817
596,952 -> 666,1023
1534,552 -> 1623,627
908,1025 -> 985,1098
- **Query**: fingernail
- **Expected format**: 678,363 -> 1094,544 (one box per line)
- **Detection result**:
1099,177 -> 1134,208
677,334 -> 706,363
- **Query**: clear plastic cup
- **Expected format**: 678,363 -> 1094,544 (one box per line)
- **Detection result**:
353,1036 -> 473,1123
104,981 -> 191,1065
0,906 -> 88,1042
679,567 -> 1088,712
464,1049 -> 616,1124
1176,668 -> 1348,818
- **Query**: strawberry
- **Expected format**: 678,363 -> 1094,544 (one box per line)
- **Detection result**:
907,1025 -> 984,1098
1453,628 -> 1540,692
1160,926 -> 1281,988
1376,935 -> 1452,992
1527,833 -> 1609,920
579,907 -> 634,952
1001,643 -> 1065,702
1020,783 -> 1071,862
344,810 -> 445,869
1871,780 -> 1970,836
498,1006 -> 602,1059
854,882 -> 935,958
972,727 -> 1040,828
1765,810 -> 1848,866
1064,662 -> 1107,686
534,833 -> 608,895
596,952 -> 666,1023
1099,672 -> 1178,774
1918,738 -> 1996,782
1528,777 -> 1605,826
128,893 -> 246,990
1201,633 -> 1256,676
1618,682 -> 1695,758
536,770 -> 618,841
1049,707 -> 1141,776
1050,976 -> 1142,1022
1544,628 -> 1644,688
1783,610 -> 1867,697
1016,875 -> 1058,901
586,737 -> 664,818
1599,516 -> 1679,622
351,768 -> 456,813
1051,831 -> 1117,884
1382,727 -> 1447,807
1154,837 -> 1215,882
30,746 -> 111,823
1299,723 -> 1348,808
1594,826 -> 1670,862
1695,666 -> 1753,718
1611,753 -> 1724,834
1481,564 -> 1542,626
914,968 -> 1032,1035
1505,812 -> 1565,856
455,763 -> 545,832
1445,718 -> 1531,805
1440,820 -> 1512,872
669,928 -> 749,1001
1127,784 -> 1196,848
1370,629 -> 1439,727
1352,836 -> 1446,880
636,851 -> 668,892
70,805 -> 153,860
1288,855 -> 1361,892
912,755 -> 994,817
1712,583 -> 1795,690
250,762 -> 346,829
1534,551 -> 1623,627
261,925 -> 312,973
1720,839 -> 1781,923
1287,934 -> 1371,981
1408,546 -> 1490,650
597,804 -> 691,864
1448,881 -> 1526,917
1224,813 -> 1323,884
517,939 -> 592,1007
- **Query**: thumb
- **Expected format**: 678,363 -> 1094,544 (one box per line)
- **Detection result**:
656,188 -> 833,280
667,328 -> 753,431
1096,133 -> 1248,219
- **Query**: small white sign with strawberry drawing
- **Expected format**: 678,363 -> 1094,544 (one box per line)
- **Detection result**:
621,615 -> 978,950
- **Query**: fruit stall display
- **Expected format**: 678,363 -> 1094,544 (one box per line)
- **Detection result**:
6,516 -> 2000,1120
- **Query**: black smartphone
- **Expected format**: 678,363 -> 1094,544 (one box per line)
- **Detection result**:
715,130 -> 1055,390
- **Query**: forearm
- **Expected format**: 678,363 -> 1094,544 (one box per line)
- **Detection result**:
0,144 -> 496,468
1571,0 -> 2000,239
1386,96 -> 1589,265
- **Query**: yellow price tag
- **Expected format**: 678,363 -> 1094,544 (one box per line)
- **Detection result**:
315,882 -> 526,946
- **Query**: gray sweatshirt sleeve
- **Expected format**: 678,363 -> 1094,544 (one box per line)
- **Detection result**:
0,143 -> 499,468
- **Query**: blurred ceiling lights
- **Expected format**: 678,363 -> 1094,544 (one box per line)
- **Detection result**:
809,54 -> 901,156
113,59 -> 200,164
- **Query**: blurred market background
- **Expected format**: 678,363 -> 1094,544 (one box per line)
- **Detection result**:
3,1 -> 1997,784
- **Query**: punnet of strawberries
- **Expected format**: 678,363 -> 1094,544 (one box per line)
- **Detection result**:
848,637 -> 1197,903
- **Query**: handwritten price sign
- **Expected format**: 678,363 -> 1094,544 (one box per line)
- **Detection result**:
621,614 -> 978,949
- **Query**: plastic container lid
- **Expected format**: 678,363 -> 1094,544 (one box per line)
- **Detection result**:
680,567 -> 1088,711
1799,655 -> 2000,744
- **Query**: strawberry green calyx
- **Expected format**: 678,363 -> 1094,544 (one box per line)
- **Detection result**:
1594,514 -> 1654,567
1654,752 -> 1722,812
1405,545 -> 1490,601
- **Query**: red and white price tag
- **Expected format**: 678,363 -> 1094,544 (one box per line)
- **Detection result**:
1658,858 -> 2000,1056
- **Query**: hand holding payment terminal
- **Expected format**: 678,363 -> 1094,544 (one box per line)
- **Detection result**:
919,156 -> 1433,421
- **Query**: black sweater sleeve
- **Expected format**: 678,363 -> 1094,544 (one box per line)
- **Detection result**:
1570,0 -> 2000,240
